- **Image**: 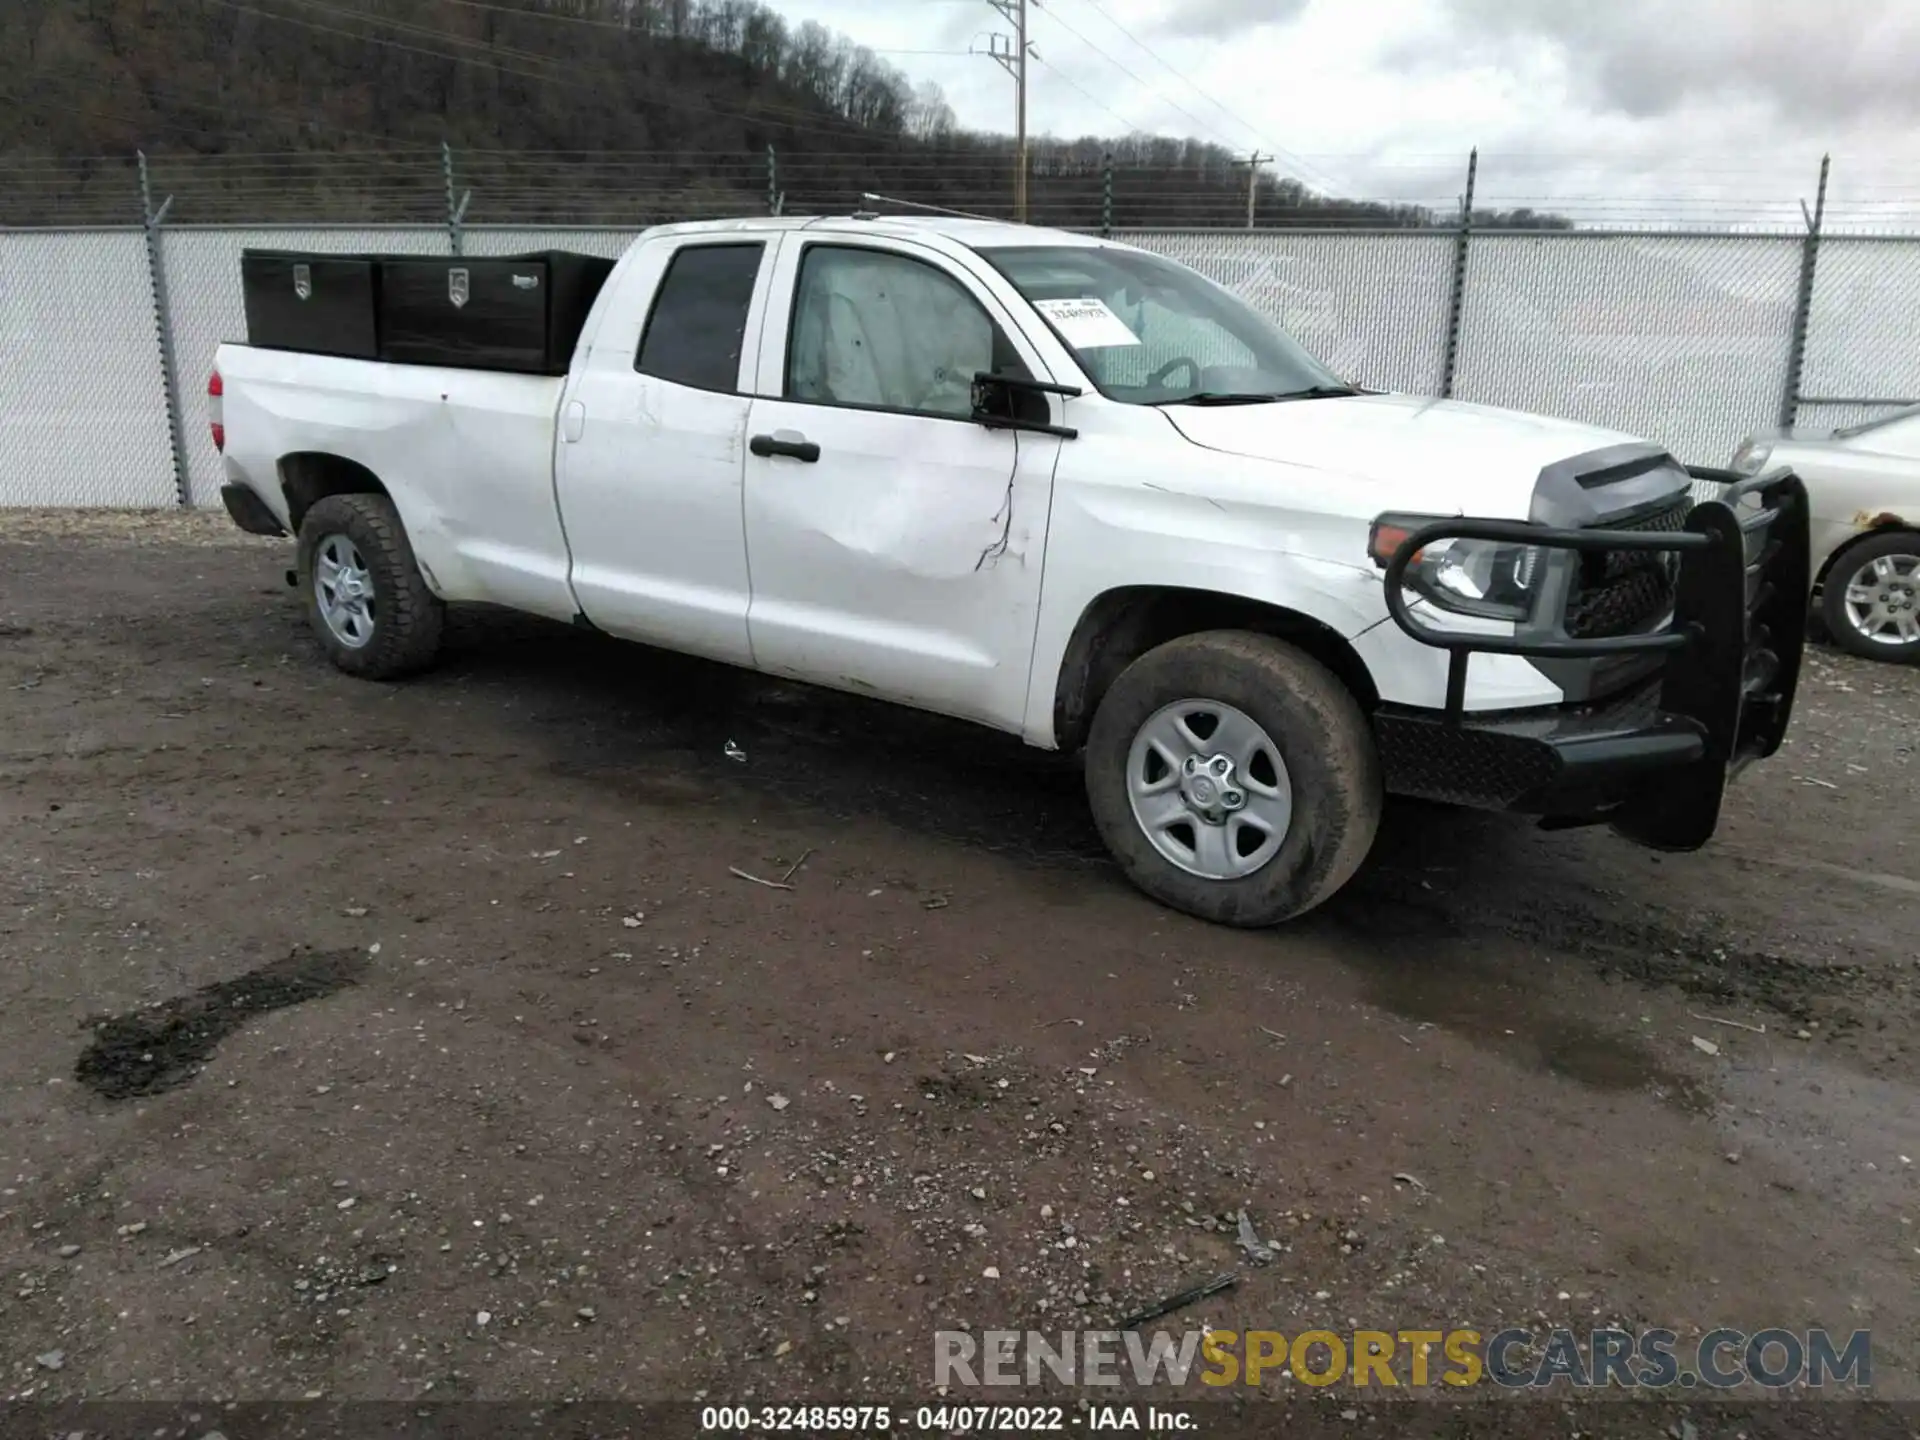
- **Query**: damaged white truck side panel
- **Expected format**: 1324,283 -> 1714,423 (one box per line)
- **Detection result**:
216,214 -> 1800,929
738,229 -> 1067,733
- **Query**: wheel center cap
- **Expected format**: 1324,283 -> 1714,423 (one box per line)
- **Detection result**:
1180,754 -> 1247,819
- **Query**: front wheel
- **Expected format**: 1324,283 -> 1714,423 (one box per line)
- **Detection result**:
1084,631 -> 1382,927
1821,531 -> 1920,663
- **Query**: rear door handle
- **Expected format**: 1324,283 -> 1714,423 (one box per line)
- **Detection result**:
562,400 -> 586,444
750,431 -> 820,464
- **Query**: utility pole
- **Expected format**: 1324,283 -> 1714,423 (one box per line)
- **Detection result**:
983,0 -> 1032,222
1233,151 -> 1271,229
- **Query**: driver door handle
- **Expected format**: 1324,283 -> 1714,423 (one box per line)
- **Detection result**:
750,431 -> 820,464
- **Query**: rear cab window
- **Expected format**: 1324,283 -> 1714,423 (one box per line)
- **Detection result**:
636,243 -> 765,393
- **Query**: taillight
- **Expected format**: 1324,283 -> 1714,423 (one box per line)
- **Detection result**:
208,369 -> 223,398
211,423 -> 226,451
208,369 -> 225,451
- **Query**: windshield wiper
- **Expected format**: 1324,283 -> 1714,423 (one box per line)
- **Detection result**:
1162,384 -> 1362,407
1167,391 -> 1288,406
1273,384 -> 1364,400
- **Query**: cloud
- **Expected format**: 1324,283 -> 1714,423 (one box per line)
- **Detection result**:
1434,0 -> 1920,121
771,0 -> 1920,229
1145,0 -> 1312,40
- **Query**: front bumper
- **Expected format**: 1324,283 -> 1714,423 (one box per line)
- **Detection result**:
1373,466 -> 1810,850
1374,680 -> 1705,816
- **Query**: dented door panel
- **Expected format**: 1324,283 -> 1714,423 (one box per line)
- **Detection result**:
741,234 -> 1066,734
741,401 -> 1061,731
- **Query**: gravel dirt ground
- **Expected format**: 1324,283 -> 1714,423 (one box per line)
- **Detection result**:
0,511 -> 1916,1435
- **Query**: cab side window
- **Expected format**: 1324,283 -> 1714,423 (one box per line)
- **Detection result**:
785,245 -> 1028,419
635,243 -> 765,392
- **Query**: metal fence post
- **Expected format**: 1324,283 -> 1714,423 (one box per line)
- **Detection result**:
138,152 -> 192,509
767,145 -> 778,216
1778,153 -> 1830,431
443,142 -> 469,256
1439,147 -> 1477,400
1102,153 -> 1113,238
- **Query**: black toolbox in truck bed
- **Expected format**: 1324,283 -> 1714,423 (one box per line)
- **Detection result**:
240,251 -> 383,360
239,249 -> 615,375
377,252 -> 615,374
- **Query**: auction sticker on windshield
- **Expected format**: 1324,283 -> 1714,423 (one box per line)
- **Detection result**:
1034,297 -> 1141,349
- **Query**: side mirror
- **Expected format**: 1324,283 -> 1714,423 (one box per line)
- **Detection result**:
971,371 -> 1083,440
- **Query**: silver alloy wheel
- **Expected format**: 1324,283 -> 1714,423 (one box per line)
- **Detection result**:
1842,550 -> 1920,647
1125,698 -> 1292,881
314,533 -> 376,649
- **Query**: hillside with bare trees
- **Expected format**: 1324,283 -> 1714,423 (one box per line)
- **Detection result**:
0,0 -> 1567,227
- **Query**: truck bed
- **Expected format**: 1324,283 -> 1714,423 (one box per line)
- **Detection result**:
215,342 -> 580,622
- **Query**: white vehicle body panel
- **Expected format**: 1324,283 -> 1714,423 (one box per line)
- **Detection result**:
1165,393 -> 1650,512
215,214 -> 1693,753
738,229 -> 1066,733
217,346 -> 575,620
553,231 -> 781,667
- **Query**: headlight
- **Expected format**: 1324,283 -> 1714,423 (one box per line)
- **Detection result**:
1368,513 -> 1546,624
1730,438 -> 1772,476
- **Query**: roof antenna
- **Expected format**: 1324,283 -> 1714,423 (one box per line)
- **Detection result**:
859,192 -> 1010,224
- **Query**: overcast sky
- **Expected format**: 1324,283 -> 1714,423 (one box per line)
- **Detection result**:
775,0 -> 1920,228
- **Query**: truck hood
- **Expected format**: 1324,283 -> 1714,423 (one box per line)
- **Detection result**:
1164,392 -> 1658,515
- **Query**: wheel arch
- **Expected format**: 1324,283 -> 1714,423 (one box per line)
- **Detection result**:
1050,585 -> 1381,753
279,452 -> 391,534
1815,515 -> 1919,589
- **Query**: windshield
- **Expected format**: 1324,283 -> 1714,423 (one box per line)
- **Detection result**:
978,244 -> 1349,405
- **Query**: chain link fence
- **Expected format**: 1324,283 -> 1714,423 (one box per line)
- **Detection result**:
1797,237 -> 1920,436
1452,232 -> 1806,465
1115,231 -> 1458,396
457,228 -> 642,259
161,226 -> 451,506
0,231 -> 178,507
4,216 -> 1918,508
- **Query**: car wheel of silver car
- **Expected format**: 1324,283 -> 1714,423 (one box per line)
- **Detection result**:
1821,530 -> 1920,664
1084,631 -> 1383,927
296,493 -> 445,680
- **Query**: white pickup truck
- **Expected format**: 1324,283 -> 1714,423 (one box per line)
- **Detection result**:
210,215 -> 1812,927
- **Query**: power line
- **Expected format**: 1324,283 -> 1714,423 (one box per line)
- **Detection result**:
196,0 -> 881,140
1027,4 -> 1246,155
258,0 -> 944,120
21,69 -> 432,148
1062,0 -> 1344,194
0,83 -> 339,157
1029,54 -> 1147,137
402,0 -> 657,28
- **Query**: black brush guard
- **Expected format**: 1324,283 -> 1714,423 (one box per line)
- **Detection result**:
1372,467 -> 1811,850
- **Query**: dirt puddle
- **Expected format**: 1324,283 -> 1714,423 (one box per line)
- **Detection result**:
75,947 -> 369,1100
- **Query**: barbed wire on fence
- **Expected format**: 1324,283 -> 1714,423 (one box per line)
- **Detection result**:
6,146 -> 1920,235
5,148 -> 1920,510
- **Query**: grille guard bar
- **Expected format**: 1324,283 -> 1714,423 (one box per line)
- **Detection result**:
1380,466 -> 1811,850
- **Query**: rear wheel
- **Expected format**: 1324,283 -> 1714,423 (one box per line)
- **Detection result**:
1821,531 -> 1920,663
1084,631 -> 1382,927
296,493 -> 444,679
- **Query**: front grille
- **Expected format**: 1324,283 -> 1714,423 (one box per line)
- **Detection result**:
1565,495 -> 1689,639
